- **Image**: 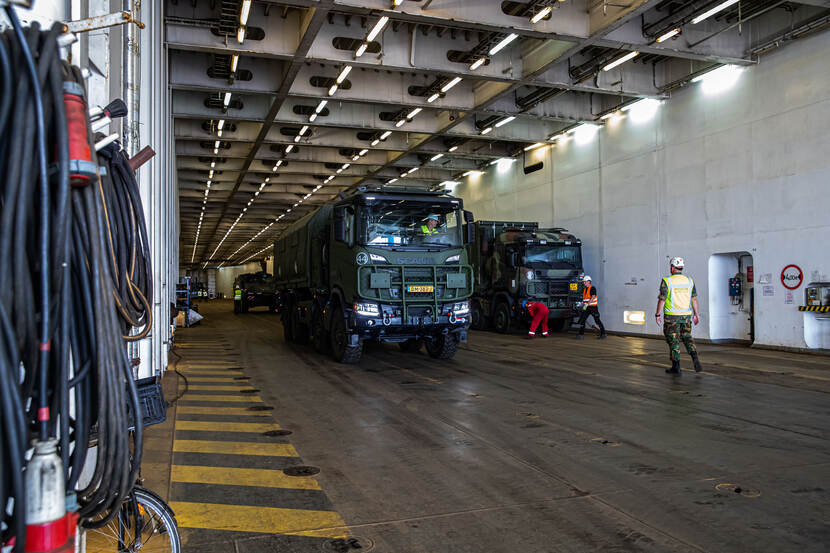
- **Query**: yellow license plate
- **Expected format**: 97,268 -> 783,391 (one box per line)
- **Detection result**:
407,285 -> 434,293
569,283 -> 578,291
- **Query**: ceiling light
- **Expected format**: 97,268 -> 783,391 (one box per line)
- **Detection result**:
359,149 -> 368,155
380,131 -> 392,139
223,92 -> 232,107
530,6 -> 551,24
523,142 -> 544,151
393,0 -> 403,5
276,160 -> 283,167
621,98 -> 660,123
352,155 -> 360,161
217,119 -> 225,130
480,126 -> 493,135
489,33 -> 518,56
602,51 -> 639,72
469,57 -> 486,71
285,144 -> 294,153
395,119 -> 406,128
209,170 -> 214,178
371,139 -> 380,146
210,161 -> 216,168
336,65 -> 352,84
462,170 -> 482,177
387,178 -> 398,183
355,42 -> 368,58
441,77 -> 462,93
366,16 -> 389,42
328,84 -> 338,96
239,0 -> 251,25
231,54 -> 239,73
656,28 -> 680,43
336,168 -> 343,174
299,125 -> 309,135
692,64 -> 742,94
309,113 -> 317,122
600,112 -> 616,120
342,163 -> 350,169
549,133 -> 567,142
407,167 -> 419,174
691,0 -> 739,24
315,100 -> 328,113
237,26 -> 246,44
213,147 -> 218,154
294,135 -> 301,142
217,129 -> 223,137
427,93 -> 440,103
495,116 -> 515,127
407,107 -> 422,119
214,140 -> 221,148
430,153 -> 443,161
448,145 -> 458,152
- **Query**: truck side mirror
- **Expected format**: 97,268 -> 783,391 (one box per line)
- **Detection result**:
508,252 -> 517,267
333,207 -> 346,243
465,223 -> 475,245
463,210 -> 474,224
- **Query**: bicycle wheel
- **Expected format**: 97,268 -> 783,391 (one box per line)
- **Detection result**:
85,486 -> 181,553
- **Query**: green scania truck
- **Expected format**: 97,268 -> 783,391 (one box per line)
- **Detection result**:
273,188 -> 474,363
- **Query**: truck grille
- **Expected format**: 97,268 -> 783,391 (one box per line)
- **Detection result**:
358,265 -> 472,303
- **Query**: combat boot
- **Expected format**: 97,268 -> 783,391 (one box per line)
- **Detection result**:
665,359 -> 681,375
691,352 -> 703,373
575,334 -> 585,340
598,332 -> 607,339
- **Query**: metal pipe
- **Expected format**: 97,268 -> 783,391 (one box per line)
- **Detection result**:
409,24 -> 416,67
688,0 -> 790,48
123,0 -> 141,156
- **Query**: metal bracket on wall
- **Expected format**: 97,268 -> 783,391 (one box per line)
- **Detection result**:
62,11 -> 145,35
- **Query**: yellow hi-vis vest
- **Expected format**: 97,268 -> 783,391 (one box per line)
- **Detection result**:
420,224 -> 438,235
234,288 -> 242,300
663,274 -> 694,315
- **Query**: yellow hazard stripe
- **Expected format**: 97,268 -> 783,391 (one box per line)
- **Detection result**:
186,385 -> 254,392
798,305 -> 830,312
174,440 -> 298,457
185,377 -> 246,383
170,501 -> 347,538
176,406 -> 269,416
176,420 -> 278,433
177,394 -> 261,403
171,465 -> 319,490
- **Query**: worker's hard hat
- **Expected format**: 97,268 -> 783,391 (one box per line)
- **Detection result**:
670,257 -> 685,269
426,214 -> 440,222
582,275 -> 592,283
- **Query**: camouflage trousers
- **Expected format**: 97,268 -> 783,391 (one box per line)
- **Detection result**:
663,315 -> 697,361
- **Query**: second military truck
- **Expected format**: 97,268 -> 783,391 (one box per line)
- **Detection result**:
469,221 -> 583,333
233,271 -> 279,313
274,188 -> 474,363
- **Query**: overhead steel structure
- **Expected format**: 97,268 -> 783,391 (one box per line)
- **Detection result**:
168,0 -> 830,268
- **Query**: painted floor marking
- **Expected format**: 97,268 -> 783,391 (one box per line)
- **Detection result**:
176,406 -> 269,416
176,420 -> 278,433
171,465 -> 320,490
174,440 -> 298,457
177,394 -> 262,403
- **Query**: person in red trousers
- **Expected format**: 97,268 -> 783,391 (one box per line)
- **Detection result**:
524,300 -> 549,339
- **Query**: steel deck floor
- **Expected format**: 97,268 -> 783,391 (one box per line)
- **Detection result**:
156,300 -> 830,553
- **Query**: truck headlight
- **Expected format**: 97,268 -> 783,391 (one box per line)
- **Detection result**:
444,254 -> 460,264
525,271 -> 534,280
451,301 -> 470,315
369,253 -> 388,263
354,302 -> 380,316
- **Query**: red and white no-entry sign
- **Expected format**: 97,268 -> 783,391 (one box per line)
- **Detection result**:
780,264 -> 803,290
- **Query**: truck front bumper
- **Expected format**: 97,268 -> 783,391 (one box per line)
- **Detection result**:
350,307 -> 469,343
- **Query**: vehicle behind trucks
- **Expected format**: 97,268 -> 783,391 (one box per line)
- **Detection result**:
274,189 -> 475,364
469,221 -> 584,333
233,271 -> 279,314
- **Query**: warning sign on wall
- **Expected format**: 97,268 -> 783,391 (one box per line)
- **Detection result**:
781,265 -> 803,290
763,285 -> 774,297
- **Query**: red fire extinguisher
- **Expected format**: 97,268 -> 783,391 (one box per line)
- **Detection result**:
22,440 -> 78,553
63,80 -> 97,187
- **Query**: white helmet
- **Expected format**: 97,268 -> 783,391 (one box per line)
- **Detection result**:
582,275 -> 592,283
670,257 -> 685,269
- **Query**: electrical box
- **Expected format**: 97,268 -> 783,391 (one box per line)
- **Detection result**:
728,277 -> 742,297
805,282 -> 830,306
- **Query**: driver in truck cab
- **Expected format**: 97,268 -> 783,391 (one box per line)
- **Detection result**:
420,214 -> 441,235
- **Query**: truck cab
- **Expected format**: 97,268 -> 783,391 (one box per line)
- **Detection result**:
233,272 -> 278,314
470,221 -> 583,333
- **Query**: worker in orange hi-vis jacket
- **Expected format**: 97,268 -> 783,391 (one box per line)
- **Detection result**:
576,275 -> 607,340
523,300 -> 549,339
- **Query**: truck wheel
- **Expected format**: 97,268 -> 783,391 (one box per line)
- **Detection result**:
425,334 -> 459,360
312,310 -> 329,354
399,339 -> 422,353
291,306 -> 309,344
493,302 -> 511,334
233,300 -> 241,314
330,307 -> 362,364
549,318 -> 569,332
471,302 -> 488,330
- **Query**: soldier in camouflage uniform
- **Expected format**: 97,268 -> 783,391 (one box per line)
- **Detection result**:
655,257 -> 703,375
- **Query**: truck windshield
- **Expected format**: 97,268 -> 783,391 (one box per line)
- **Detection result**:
359,200 -> 463,248
525,245 -> 582,269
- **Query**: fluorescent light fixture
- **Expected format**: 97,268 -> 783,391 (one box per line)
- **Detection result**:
342,163 -> 350,169
276,160 -> 283,167
209,170 -> 214,178
692,64 -> 742,94
285,144 -> 294,153
523,142 -> 544,151
489,33 -> 518,56
237,26 -> 246,44
441,77 -> 462,93
217,119 -> 225,130
495,116 -> 515,128
380,131 -> 392,139
600,112 -> 616,120
393,0 -> 404,5
366,16 -> 389,42
430,153 -> 443,161
352,155 -> 360,161
624,310 -> 646,325
294,135 -> 301,142
309,113 -> 317,122
574,123 -> 600,144
315,100 -> 328,113
427,93 -> 440,103
691,0 -> 739,24
469,57 -> 486,71
490,157 -> 516,166
407,167 -> 419,174
231,54 -> 239,73
480,126 -> 493,135
210,161 -> 216,168
387,178 -> 398,184
328,84 -> 338,96
440,180 -> 460,186
448,145 -> 458,152
223,92 -> 232,107
602,51 -> 639,72
355,42 -> 368,58
214,140 -> 221,148
359,149 -> 369,155
239,0 -> 251,25
656,28 -> 680,43
298,125 -> 308,136
622,98 -> 660,123
550,133 -> 567,142
530,6 -> 551,24
406,107 -> 422,119
336,65 -> 352,84
462,170 -> 483,177
371,139 -> 380,146
395,119 -> 406,128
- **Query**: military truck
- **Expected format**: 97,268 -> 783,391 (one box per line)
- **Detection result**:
469,221 -> 583,333
274,188 -> 474,363
233,272 -> 279,314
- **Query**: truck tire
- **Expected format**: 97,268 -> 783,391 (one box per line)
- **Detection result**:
330,307 -> 362,364
399,339 -> 422,353
425,334 -> 459,360
291,306 -> 309,344
549,317 -> 569,332
312,309 -> 329,354
471,301 -> 488,330
493,302 -> 511,334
